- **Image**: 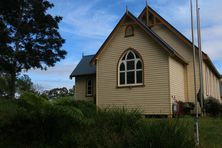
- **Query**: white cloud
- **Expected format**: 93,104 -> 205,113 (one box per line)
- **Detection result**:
52,0 -> 118,39
25,60 -> 78,90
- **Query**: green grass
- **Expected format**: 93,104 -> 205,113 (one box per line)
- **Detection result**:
199,117 -> 222,148
145,117 -> 222,148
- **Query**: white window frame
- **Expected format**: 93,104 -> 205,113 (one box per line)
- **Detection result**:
86,79 -> 93,96
118,50 -> 143,87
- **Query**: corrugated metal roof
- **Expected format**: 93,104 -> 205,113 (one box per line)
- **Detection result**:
70,55 -> 96,78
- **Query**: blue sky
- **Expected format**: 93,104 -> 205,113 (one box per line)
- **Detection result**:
26,0 -> 222,90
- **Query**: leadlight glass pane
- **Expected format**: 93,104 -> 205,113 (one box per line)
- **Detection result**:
127,52 -> 134,60
135,54 -> 139,58
127,61 -> 134,70
137,71 -> 142,83
136,60 -> 142,69
120,72 -> 125,84
120,62 -> 125,71
88,80 -> 92,86
127,71 -> 135,84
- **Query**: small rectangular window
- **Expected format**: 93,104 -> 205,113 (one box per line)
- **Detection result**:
86,80 -> 93,96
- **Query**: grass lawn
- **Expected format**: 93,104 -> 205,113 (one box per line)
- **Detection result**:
145,117 -> 222,148
199,117 -> 222,148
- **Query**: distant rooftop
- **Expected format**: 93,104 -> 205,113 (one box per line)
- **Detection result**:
70,55 -> 96,78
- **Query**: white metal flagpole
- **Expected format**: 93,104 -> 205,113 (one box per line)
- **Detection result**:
190,0 -> 199,146
196,0 -> 204,114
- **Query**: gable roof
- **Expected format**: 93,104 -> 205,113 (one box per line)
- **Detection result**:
70,55 -> 96,78
139,6 -> 221,78
91,11 -> 187,65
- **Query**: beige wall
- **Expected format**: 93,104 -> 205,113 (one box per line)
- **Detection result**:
152,24 -> 221,102
220,78 -> 222,99
203,62 -> 220,100
75,75 -> 96,102
96,22 -> 171,115
169,57 -> 186,102
152,25 -> 199,103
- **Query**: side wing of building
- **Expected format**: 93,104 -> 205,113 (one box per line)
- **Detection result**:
139,7 -> 221,101
151,22 -> 221,101
70,55 -> 96,102
220,78 -> 222,99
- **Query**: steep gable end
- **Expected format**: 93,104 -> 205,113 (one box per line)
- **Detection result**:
139,6 -> 221,78
91,11 -> 187,65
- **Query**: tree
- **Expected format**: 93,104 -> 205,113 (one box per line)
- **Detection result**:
0,0 -> 67,98
0,74 -> 35,98
68,86 -> 75,96
17,74 -> 34,93
46,87 -> 69,98
0,72 -> 10,97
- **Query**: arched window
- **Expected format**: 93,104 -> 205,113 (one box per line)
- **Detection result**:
125,25 -> 134,37
118,49 -> 143,86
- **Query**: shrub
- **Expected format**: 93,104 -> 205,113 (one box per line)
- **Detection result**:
0,92 -> 84,147
0,95 -> 195,147
176,101 -> 195,115
204,97 -> 222,116
183,102 -> 195,115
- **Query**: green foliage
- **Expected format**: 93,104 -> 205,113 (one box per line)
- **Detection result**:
204,97 -> 222,116
0,72 -> 10,97
0,73 -> 39,98
178,101 -> 195,115
183,102 -> 195,114
0,93 -> 84,147
0,95 -> 195,147
132,119 -> 194,148
0,0 -> 67,97
199,117 -> 222,148
42,87 -> 75,99
16,74 -> 35,93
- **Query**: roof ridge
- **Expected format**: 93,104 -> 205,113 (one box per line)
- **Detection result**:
138,6 -> 221,77
83,54 -> 95,57
91,10 -> 187,65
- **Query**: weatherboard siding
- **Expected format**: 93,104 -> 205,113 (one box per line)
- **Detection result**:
152,24 -> 200,103
75,75 -> 96,102
169,57 -> 186,102
96,23 -> 171,115
203,62 -> 221,100
152,25 -> 221,102
220,78 -> 222,101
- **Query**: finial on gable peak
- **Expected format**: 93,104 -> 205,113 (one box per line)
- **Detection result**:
145,0 -> 149,26
146,0 -> 149,6
126,4 -> 128,14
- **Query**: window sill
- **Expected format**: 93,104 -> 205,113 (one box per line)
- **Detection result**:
116,84 -> 145,88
